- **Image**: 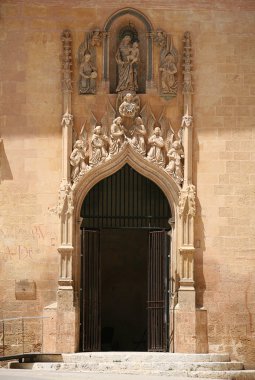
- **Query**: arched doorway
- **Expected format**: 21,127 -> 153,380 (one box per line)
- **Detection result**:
79,164 -> 171,352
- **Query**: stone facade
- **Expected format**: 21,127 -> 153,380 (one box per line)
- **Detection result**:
0,0 -> 255,368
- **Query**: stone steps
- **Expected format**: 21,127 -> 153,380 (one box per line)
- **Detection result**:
62,352 -> 232,363
8,352 -> 255,379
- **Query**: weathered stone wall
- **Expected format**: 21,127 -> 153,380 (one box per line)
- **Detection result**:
0,0 -> 255,365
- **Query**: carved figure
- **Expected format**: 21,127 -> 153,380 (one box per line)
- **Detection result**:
108,117 -> 125,157
61,110 -> 73,128
147,127 -> 165,167
116,35 -> 140,93
154,30 -> 178,97
119,93 -> 139,118
182,113 -> 193,127
89,125 -> 108,166
160,54 -> 177,95
79,52 -> 97,94
70,140 -> 87,181
179,184 -> 196,217
129,117 -> 146,156
166,140 -> 184,184
78,30 -> 102,95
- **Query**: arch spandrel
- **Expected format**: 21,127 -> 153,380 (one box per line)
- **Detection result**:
74,144 -> 180,220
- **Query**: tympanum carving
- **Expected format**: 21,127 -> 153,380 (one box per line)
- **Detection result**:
70,96 -> 185,188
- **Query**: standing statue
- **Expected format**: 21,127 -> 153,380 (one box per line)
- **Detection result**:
129,117 -> 147,156
165,140 -> 184,184
160,53 -> 177,95
89,125 -> 108,166
70,140 -> 88,181
79,52 -> 97,94
116,35 -> 140,93
147,127 -> 165,167
108,117 -> 125,157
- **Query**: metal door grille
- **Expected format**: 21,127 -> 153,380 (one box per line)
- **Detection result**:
148,230 -> 168,352
81,164 -> 171,229
80,229 -> 101,351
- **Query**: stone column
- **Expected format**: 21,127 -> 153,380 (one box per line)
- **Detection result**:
175,32 -> 197,353
56,30 -> 76,353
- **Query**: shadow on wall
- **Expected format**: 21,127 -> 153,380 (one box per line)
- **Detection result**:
193,127 -> 208,354
1,142 -> 13,181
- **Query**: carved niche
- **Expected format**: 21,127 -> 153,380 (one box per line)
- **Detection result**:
78,30 -> 102,94
154,29 -> 178,98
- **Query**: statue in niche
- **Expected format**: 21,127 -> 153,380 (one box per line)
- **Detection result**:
129,117 -> 147,156
89,125 -> 108,167
154,30 -> 178,97
119,93 -> 139,118
160,53 -> 177,95
147,126 -> 165,168
78,30 -> 102,95
165,140 -> 184,184
116,35 -> 140,93
79,52 -> 97,94
70,140 -> 88,181
108,117 -> 125,157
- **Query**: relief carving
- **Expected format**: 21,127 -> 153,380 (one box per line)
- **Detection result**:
69,97 -> 185,188
78,30 -> 102,94
147,126 -> 165,167
166,141 -> 184,185
154,30 -> 178,97
179,184 -> 196,217
128,117 -> 146,157
108,117 -> 125,158
89,125 -> 109,167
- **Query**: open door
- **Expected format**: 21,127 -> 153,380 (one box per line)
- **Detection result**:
148,230 -> 169,352
80,229 -> 101,351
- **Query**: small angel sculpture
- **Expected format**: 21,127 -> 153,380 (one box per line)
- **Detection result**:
70,140 -> 87,181
129,116 -> 147,156
108,117 -> 125,157
70,124 -> 89,182
89,125 -> 108,167
165,140 -> 184,184
147,126 -> 165,167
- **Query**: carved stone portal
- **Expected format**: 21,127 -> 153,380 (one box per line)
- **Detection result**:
49,20 -> 200,355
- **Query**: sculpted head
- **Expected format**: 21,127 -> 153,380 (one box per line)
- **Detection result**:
135,117 -> 143,125
154,126 -> 161,136
182,115 -> 193,127
115,116 -> 122,124
172,141 -> 181,149
122,35 -> 132,44
94,125 -> 102,134
74,140 -> 83,149
62,111 -> 73,127
125,93 -> 133,102
84,53 -> 91,62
